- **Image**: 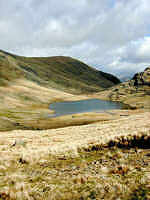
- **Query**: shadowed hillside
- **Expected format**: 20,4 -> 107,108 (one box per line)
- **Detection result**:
0,50 -> 120,94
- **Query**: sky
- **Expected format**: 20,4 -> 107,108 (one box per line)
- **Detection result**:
0,0 -> 150,78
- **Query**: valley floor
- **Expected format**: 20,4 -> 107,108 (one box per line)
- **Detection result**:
0,111 -> 150,199
0,78 -> 150,199
1,111 -> 149,159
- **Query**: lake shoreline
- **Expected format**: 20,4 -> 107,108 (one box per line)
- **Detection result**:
49,98 -> 123,118
0,87 -> 146,132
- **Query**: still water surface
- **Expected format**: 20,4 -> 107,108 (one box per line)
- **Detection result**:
49,98 -> 122,117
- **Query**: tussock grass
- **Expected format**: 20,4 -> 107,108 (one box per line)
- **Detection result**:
0,112 -> 149,199
0,137 -> 150,199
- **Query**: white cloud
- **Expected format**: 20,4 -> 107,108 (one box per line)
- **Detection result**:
117,37 -> 150,64
0,0 -> 150,77
136,38 -> 150,61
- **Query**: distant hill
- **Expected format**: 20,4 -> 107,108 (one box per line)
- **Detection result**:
0,50 -> 120,94
120,75 -> 132,82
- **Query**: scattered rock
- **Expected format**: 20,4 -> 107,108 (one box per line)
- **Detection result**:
18,157 -> 28,164
11,140 -> 27,148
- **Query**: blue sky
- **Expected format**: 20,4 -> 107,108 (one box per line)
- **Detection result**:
0,0 -> 150,78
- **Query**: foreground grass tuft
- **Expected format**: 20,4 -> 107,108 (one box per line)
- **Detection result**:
0,145 -> 150,200
129,185 -> 150,200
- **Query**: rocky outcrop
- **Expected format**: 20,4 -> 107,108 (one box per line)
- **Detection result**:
132,67 -> 150,87
98,67 -> 150,109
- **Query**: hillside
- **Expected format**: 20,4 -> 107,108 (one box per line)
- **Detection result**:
0,49 -> 121,131
94,67 -> 150,109
0,50 -> 120,94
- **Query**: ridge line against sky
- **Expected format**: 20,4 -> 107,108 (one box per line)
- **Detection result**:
0,0 -> 150,78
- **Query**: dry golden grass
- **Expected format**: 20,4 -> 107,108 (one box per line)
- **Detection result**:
0,79 -> 89,131
0,79 -> 86,109
0,112 -> 150,199
0,111 -> 149,164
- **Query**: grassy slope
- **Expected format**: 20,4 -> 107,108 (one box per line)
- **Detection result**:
0,50 -> 120,94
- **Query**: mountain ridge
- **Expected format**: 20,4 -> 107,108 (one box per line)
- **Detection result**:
0,50 -> 120,94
